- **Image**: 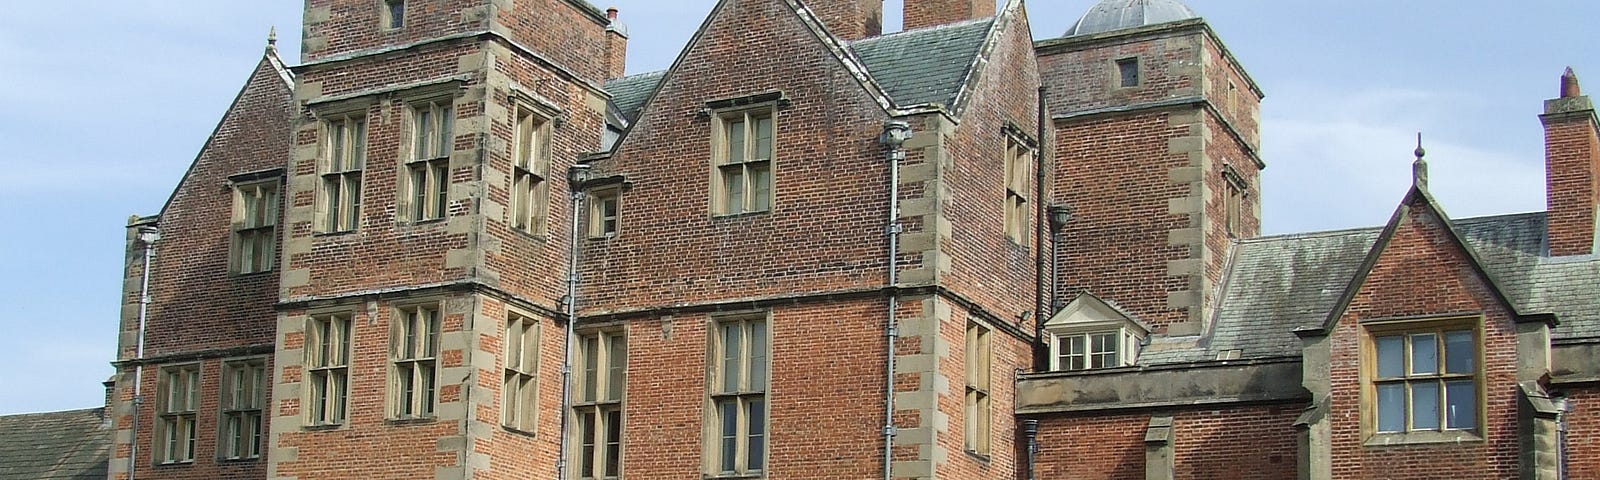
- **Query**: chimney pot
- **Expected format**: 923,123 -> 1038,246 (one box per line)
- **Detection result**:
607,7 -> 619,21
1561,67 -> 1581,98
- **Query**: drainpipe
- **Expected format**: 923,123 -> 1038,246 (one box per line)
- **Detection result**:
1045,205 -> 1072,369
1023,419 -> 1040,480
557,164 -> 592,480
129,225 -> 160,480
880,120 -> 912,480
1033,86 -> 1049,371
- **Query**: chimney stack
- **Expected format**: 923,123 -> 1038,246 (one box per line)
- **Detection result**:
604,7 -> 628,79
1542,67 -> 1600,256
806,0 -> 883,41
904,0 -> 996,31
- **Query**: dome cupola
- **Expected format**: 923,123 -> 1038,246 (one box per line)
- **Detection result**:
1064,0 -> 1199,36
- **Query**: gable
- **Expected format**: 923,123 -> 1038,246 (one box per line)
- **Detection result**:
156,53 -> 294,218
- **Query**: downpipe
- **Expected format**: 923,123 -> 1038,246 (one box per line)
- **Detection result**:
129,225 -> 160,480
557,164 -> 591,480
880,120 -> 912,480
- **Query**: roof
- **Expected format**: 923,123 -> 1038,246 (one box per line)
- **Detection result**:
1139,211 -> 1600,366
0,408 -> 111,479
848,18 -> 996,109
1064,0 -> 1199,37
604,70 -> 666,124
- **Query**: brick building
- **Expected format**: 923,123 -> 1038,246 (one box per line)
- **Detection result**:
84,0 -> 1598,479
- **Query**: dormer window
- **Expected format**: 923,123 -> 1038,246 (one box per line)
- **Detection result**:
1045,293 -> 1148,371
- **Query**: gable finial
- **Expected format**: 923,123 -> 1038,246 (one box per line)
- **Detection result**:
1413,132 -> 1428,190
267,26 -> 278,53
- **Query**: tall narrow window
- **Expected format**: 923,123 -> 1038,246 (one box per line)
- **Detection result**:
512,108 -> 551,235
589,188 -> 619,238
573,331 -> 625,480
1117,57 -> 1139,87
1367,322 -> 1480,435
233,180 -> 279,274
503,313 -> 539,432
220,359 -> 266,460
709,316 -> 767,476
1224,171 -> 1247,238
322,117 -> 366,232
1003,137 -> 1033,243
306,314 -> 351,426
155,364 -> 200,464
392,305 -> 440,419
407,100 -> 452,222
714,110 -> 773,215
964,322 -> 991,455
382,0 -> 405,29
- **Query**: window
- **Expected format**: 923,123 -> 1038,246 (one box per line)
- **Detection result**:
1057,332 -> 1118,371
406,100 -> 452,222
306,314 -> 351,426
1117,57 -> 1139,87
1003,136 -> 1032,243
220,359 -> 266,460
709,316 -> 767,476
1224,169 -> 1247,238
503,313 -> 539,432
155,364 -> 199,464
964,322 -> 991,455
232,180 -> 279,274
322,116 -> 366,232
392,305 -> 440,419
713,110 -> 773,215
382,0 -> 405,29
573,331 -> 626,480
512,108 -> 552,235
589,188 -> 619,238
1044,293 -> 1148,371
1365,320 -> 1480,437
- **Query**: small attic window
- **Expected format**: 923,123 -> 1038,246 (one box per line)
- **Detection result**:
1116,58 -> 1139,88
1045,293 -> 1149,371
383,0 -> 406,29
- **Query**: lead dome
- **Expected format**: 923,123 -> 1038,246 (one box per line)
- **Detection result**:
1063,0 -> 1200,37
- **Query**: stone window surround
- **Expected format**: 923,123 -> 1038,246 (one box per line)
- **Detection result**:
318,114 -> 367,234
1222,164 -> 1249,239
218,356 -> 267,461
572,327 -> 627,480
964,320 -> 992,457
1359,314 -> 1486,447
304,311 -> 353,428
704,311 -> 770,478
510,103 -> 556,236
380,0 -> 405,31
588,186 -> 620,239
501,310 -> 540,434
400,97 -> 455,224
389,302 -> 442,421
1115,56 -> 1140,89
228,173 -> 281,275
1001,130 -> 1036,246
705,92 -> 785,218
155,362 -> 201,465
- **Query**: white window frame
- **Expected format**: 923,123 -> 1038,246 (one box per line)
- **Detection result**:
305,313 -> 351,426
219,358 -> 266,460
502,312 -> 540,433
1362,317 -> 1484,443
232,179 -> 279,274
711,108 -> 774,216
588,187 -> 620,238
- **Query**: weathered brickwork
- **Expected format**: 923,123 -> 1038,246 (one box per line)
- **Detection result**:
1326,197 -> 1522,478
1037,24 -> 1203,116
1027,403 -> 1302,480
1561,387 -> 1600,479
1541,92 -> 1599,257
902,0 -> 994,32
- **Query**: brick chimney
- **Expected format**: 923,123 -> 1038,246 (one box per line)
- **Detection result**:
604,7 -> 628,79
1542,67 -> 1600,256
806,0 -> 882,41
904,0 -> 995,31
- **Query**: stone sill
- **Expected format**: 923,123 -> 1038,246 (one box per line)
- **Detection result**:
1363,430 -> 1483,447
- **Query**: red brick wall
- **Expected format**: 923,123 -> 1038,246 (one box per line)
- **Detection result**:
1560,386 -> 1600,479
114,55 -> 291,480
1029,404 -> 1300,480
1038,29 -> 1202,117
902,0 -> 994,32
491,0 -> 615,82
475,297 -> 564,480
302,0 -> 489,61
1199,34 -> 1260,151
939,305 -> 1032,480
123,357 -> 275,480
1542,111 -> 1599,257
1326,195 -> 1522,478
805,0 -> 882,41
1052,111 -> 1192,332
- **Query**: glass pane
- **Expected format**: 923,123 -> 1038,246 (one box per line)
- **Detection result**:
1445,380 -> 1477,430
330,126 -> 345,171
420,363 -> 435,416
417,112 -> 432,158
1376,383 -> 1404,432
583,336 -> 598,402
433,163 -> 449,219
754,117 -> 772,161
722,323 -> 742,393
605,409 -> 622,476
438,107 -> 453,158
579,412 -> 595,475
332,373 -> 347,422
1411,382 -> 1440,430
1444,330 -> 1474,374
398,364 -> 415,416
1411,334 -> 1438,375
1065,336 -> 1085,356
747,400 -> 766,471
722,166 -> 744,214
607,334 -> 626,401
749,162 -> 770,212
1375,336 -> 1404,378
719,400 -> 738,472
728,120 -> 746,164
352,122 -> 366,168
750,321 -> 767,390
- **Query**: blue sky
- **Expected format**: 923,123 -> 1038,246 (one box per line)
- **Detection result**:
0,0 -> 1594,414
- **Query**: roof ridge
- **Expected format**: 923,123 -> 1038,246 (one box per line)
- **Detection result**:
1245,210 -> 1549,244
848,17 -> 994,45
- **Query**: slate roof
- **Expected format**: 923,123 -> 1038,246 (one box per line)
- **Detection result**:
604,70 -> 667,124
0,408 -> 111,480
1140,211 -> 1600,366
849,18 -> 995,109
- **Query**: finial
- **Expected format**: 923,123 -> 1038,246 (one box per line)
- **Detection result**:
1412,132 -> 1428,190
266,26 -> 278,53
1561,67 -> 1581,98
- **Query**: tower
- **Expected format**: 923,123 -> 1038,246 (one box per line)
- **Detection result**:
1039,0 -> 1264,338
